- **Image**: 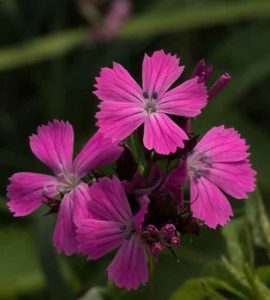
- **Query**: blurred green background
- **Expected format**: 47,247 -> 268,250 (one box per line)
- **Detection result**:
1,0 -> 270,299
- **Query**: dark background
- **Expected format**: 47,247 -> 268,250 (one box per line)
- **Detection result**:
0,0 -> 270,299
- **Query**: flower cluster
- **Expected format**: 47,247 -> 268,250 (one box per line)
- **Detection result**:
6,50 -> 256,291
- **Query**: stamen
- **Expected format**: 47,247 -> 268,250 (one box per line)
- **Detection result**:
143,91 -> 149,99
57,171 -> 80,194
144,101 -> 157,114
193,168 -> 204,178
152,91 -> 158,100
124,232 -> 132,240
188,151 -> 212,179
119,224 -> 127,231
142,91 -> 158,114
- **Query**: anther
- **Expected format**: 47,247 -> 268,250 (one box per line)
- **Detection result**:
143,91 -> 149,99
119,224 -> 127,231
152,91 -> 158,100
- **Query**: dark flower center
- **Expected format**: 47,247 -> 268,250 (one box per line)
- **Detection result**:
187,150 -> 212,179
143,91 -> 158,114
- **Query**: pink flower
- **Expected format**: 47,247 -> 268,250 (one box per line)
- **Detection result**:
187,126 -> 256,229
77,176 -> 149,290
7,120 -> 122,255
94,50 -> 208,155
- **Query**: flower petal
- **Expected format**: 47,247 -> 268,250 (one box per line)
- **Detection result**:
195,126 -> 249,162
190,177 -> 233,229
72,183 -> 91,227
74,131 -> 123,177
134,195 -> 149,232
96,101 -> 146,142
89,176 -> 133,223
162,162 -> 187,207
108,235 -> 148,291
53,192 -> 77,255
30,120 -> 74,175
143,113 -> 188,154
158,77 -> 207,117
163,161 -> 187,189
77,219 -> 126,260
142,50 -> 184,98
205,161 -> 256,199
53,183 -> 91,256
94,62 -> 143,104
7,172 -> 59,216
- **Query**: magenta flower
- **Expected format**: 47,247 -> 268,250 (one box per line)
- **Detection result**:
7,120 -> 122,255
94,50 -> 208,155
187,126 -> 256,228
77,176 -> 149,290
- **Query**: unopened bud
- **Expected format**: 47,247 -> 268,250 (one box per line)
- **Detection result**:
161,224 -> 176,239
146,224 -> 159,235
192,59 -> 213,83
150,242 -> 163,256
208,73 -> 231,100
170,236 -> 180,246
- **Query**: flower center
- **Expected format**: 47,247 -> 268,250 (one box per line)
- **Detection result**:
57,171 -> 80,194
143,91 -> 158,114
119,223 -> 135,240
187,150 -> 212,179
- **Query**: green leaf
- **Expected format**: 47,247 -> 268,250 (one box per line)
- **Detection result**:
36,213 -> 76,300
221,257 -> 249,289
121,1 -> 270,38
256,265 -> 270,285
1,2 -> 270,71
0,226 -> 45,298
203,261 -> 250,300
244,265 -> 270,300
169,278 -> 208,300
126,133 -> 146,174
200,281 -> 227,300
78,287 -> 105,300
222,219 -> 254,269
245,195 -> 265,248
0,27 -> 88,72
220,257 -> 270,300
170,277 -> 247,300
245,189 -> 270,256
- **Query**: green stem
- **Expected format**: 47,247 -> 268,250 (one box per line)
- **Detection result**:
35,214 -> 76,300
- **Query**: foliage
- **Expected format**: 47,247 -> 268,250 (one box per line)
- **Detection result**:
170,190 -> 270,300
